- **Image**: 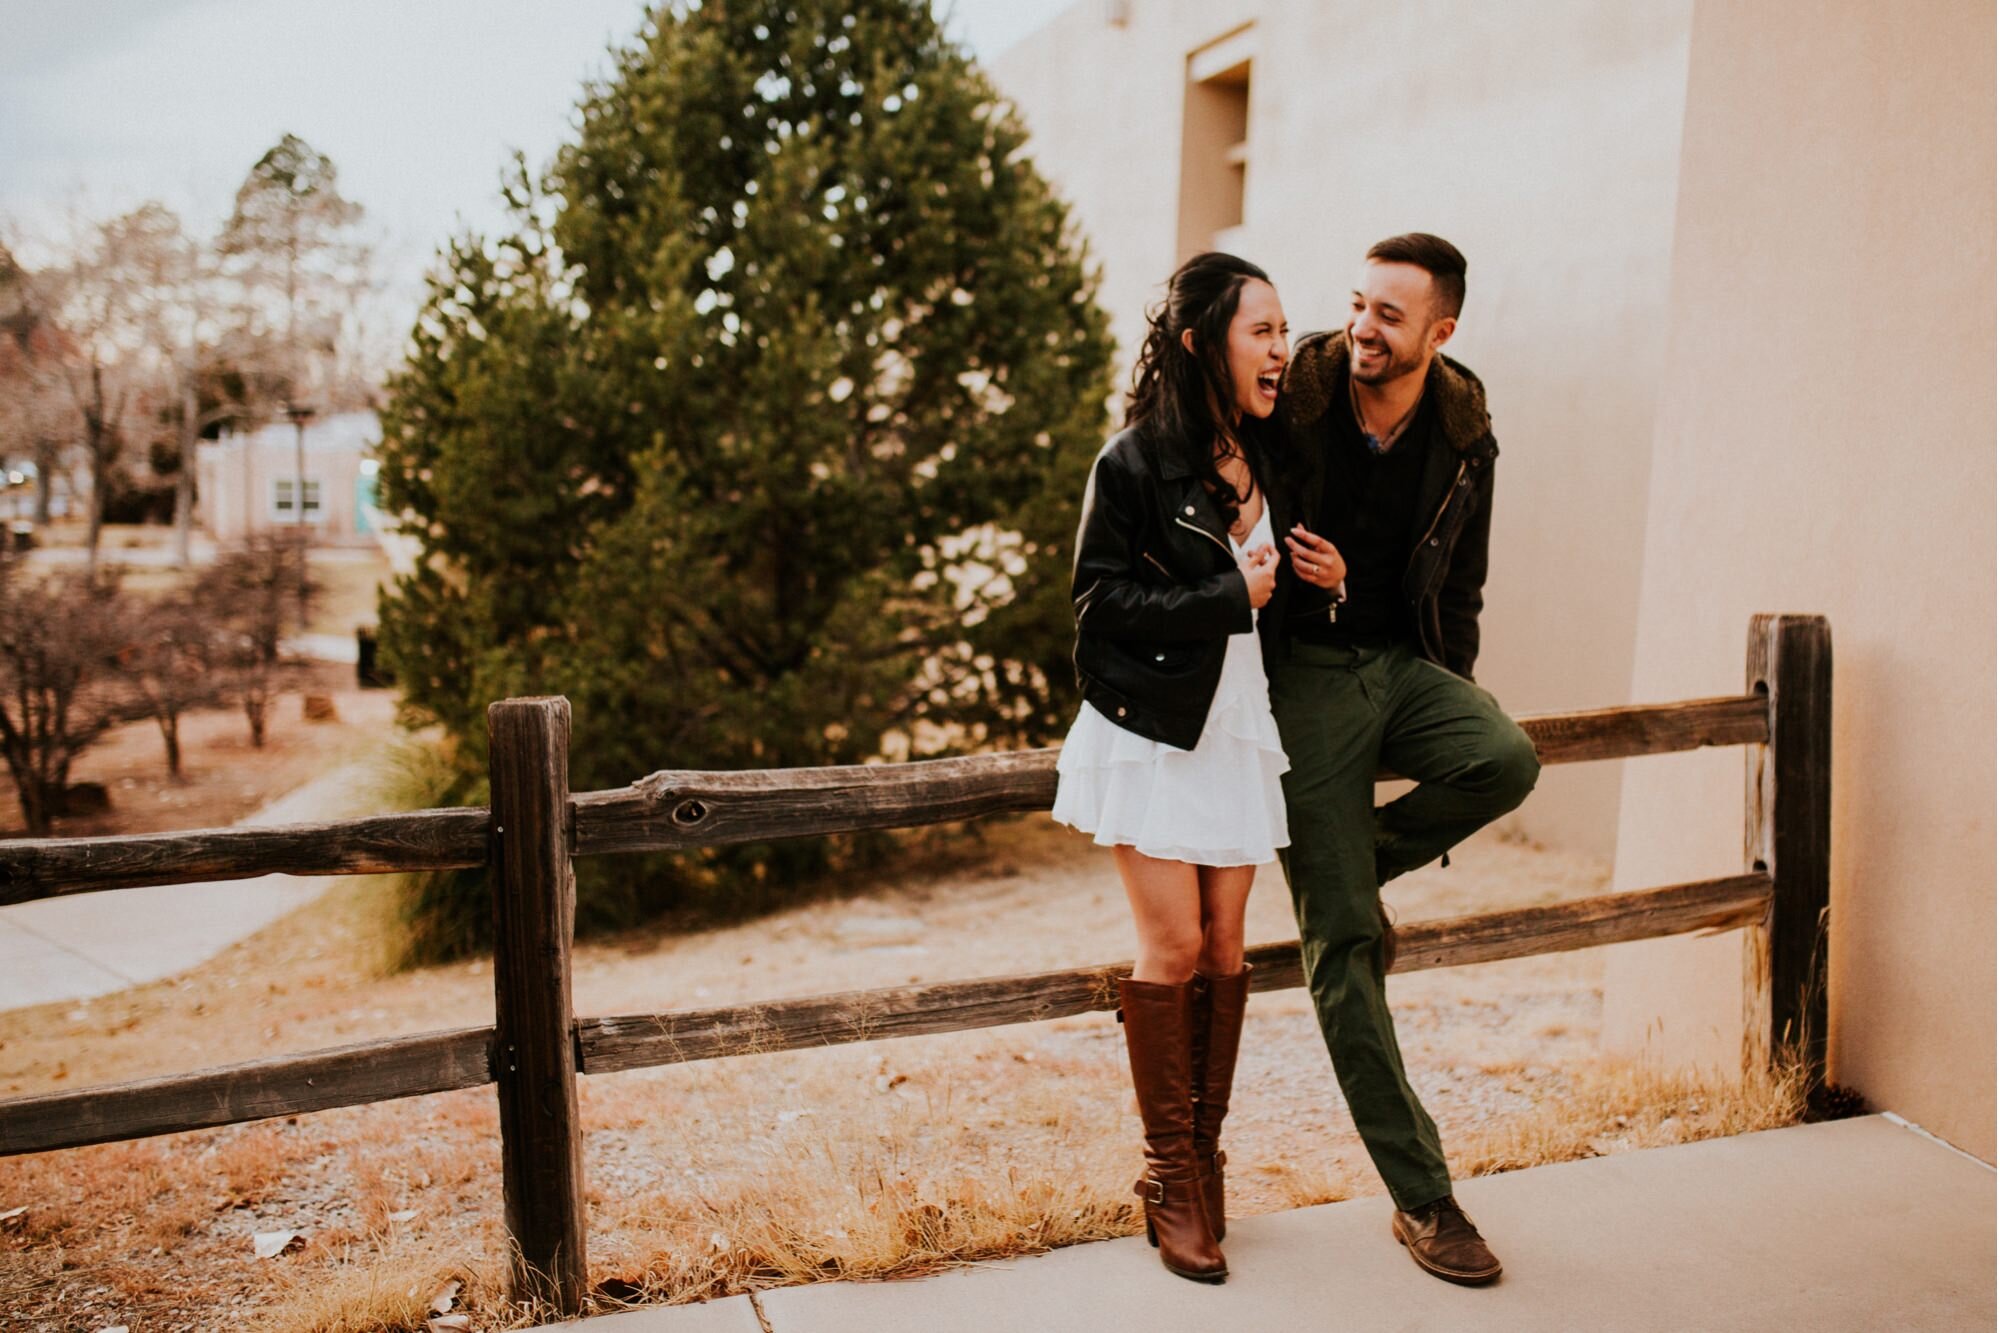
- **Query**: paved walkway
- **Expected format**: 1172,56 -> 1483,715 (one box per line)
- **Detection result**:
0,761 -> 373,1011
550,1114 -> 1994,1332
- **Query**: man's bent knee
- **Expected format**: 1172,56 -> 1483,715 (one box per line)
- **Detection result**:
1491,725 -> 1541,812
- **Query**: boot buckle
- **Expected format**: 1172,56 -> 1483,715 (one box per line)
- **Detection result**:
1136,1177 -> 1166,1205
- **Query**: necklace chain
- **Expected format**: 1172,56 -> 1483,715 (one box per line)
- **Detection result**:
1350,376 -> 1422,453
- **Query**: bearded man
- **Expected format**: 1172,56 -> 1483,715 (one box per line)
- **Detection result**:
1263,232 -> 1540,1287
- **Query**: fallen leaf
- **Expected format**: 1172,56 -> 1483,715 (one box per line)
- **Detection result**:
0,1205 -> 26,1225
429,1279 -> 462,1314
94,1326 -> 129,1333
253,1229 -> 305,1259
428,1318 -> 472,1332
387,1209 -> 418,1223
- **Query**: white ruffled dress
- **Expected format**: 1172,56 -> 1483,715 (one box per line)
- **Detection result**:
1051,505 -> 1291,867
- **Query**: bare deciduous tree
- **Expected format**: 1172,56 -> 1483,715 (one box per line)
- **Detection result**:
0,563 -> 130,834
0,244 -> 78,532
126,595 -> 222,778
37,204 -> 184,569
197,532 -> 316,747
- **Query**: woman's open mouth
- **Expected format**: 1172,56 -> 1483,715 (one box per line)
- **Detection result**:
1256,369 -> 1281,399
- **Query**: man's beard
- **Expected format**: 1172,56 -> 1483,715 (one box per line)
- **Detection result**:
1350,335 -> 1427,386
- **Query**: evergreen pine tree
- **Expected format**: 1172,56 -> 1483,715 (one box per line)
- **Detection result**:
378,0 -> 1115,938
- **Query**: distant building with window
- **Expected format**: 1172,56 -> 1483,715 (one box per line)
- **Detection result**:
194,410 -> 382,546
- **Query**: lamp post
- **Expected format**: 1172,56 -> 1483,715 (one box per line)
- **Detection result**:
284,403 -> 316,630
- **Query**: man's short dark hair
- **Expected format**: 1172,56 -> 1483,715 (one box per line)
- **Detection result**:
1366,233 -> 1466,320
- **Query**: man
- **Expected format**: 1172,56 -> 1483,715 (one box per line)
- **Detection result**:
1262,233 -> 1539,1286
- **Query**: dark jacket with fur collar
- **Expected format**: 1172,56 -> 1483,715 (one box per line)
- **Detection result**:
1270,329 -> 1500,679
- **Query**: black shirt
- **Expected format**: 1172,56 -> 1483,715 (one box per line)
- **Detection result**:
1290,390 -> 1432,646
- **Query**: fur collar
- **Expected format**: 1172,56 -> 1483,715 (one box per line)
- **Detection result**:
1280,329 -> 1495,458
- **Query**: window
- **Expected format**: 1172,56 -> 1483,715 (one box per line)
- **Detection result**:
271,478 -> 322,519
1177,25 -> 1255,262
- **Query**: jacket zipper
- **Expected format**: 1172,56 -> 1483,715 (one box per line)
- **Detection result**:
1174,515 -> 1233,557
1408,459 -> 1468,574
1406,459 -> 1469,657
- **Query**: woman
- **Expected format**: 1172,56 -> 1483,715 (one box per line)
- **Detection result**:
1052,252 -> 1344,1283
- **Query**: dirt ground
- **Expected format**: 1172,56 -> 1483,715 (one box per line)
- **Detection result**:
0,800 -> 1793,1332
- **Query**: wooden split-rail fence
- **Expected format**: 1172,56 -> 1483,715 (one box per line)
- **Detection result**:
0,613 -> 1831,1315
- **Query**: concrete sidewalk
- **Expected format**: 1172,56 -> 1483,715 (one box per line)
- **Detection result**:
0,759 -> 375,1011
551,1115 -> 1995,1333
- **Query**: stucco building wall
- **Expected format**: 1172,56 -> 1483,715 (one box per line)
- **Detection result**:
994,0 -> 1696,857
1599,0 -> 1995,1159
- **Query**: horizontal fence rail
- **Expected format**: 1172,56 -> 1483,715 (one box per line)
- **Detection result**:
0,694 -> 1767,905
0,1027 -> 494,1157
0,872 -> 1770,1157
0,808 -> 491,903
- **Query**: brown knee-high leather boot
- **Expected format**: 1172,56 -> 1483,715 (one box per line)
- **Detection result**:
1190,965 -> 1251,1240
1119,976 -> 1227,1283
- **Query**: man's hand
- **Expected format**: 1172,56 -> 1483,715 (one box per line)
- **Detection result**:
1239,543 -> 1278,609
1286,525 -> 1347,589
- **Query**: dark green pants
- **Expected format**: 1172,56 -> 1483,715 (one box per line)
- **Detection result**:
1270,639 -> 1541,1210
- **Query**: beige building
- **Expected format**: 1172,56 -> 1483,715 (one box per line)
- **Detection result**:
194,410 -> 383,546
1599,0 -> 1994,1161
996,0 -> 1994,1160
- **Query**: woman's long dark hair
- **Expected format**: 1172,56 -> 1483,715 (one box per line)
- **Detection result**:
1125,251 -> 1277,531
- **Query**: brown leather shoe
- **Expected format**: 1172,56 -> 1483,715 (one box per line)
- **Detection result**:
1119,976 -> 1227,1283
1189,966 -> 1250,1240
1392,1196 -> 1501,1285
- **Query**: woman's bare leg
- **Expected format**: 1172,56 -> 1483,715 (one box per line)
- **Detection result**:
1195,864 -> 1255,976
1113,845 -> 1205,982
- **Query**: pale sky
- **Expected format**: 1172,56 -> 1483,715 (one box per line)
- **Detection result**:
0,0 -> 1073,286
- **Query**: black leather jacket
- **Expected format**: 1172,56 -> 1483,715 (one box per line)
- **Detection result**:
1070,428 -> 1293,750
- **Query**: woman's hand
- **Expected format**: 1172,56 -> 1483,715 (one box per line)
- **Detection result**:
1239,543 -> 1278,609
1285,525 -> 1347,589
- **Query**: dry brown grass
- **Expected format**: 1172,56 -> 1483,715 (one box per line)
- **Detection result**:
260,1254 -> 497,1333
243,1044 -> 1807,1332
1451,1054 -> 1808,1178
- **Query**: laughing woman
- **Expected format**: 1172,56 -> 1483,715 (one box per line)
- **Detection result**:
1053,252 -> 1334,1283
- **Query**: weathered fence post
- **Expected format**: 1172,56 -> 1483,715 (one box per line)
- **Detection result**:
488,696 -> 587,1313
1743,615 -> 1832,1090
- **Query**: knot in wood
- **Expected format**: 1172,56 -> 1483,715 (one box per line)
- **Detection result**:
672,799 -> 709,826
